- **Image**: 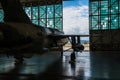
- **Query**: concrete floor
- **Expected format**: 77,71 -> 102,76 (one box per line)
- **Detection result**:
0,51 -> 120,80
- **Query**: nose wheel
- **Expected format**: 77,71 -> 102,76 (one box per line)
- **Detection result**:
69,51 -> 76,63
14,54 -> 24,65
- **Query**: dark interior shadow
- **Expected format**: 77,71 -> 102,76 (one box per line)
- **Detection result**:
0,64 -> 23,80
0,63 -> 35,80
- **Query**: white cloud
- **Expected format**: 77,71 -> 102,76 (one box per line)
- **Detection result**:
63,5 -> 89,35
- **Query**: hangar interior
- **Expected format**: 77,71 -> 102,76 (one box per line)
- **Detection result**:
0,0 -> 120,80
0,0 -> 63,31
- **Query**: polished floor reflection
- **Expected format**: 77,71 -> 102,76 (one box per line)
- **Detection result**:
90,51 -> 120,80
0,51 -> 120,80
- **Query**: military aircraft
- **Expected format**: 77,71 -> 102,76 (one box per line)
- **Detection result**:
0,0 -> 86,64
0,0 -> 69,64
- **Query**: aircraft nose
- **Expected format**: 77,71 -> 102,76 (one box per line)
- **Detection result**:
0,30 -> 4,41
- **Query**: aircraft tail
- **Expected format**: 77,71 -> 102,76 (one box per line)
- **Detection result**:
0,0 -> 31,24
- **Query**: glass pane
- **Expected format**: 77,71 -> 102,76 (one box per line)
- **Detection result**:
91,16 -> 99,30
47,5 -> 54,18
111,15 -> 118,29
100,1 -> 108,14
40,6 -> 46,18
0,9 -> 4,22
100,16 -> 109,29
55,18 -> 62,30
24,7 -> 31,19
91,2 -> 98,15
111,0 -> 117,4
32,6 -> 38,19
47,19 -> 54,28
55,4 -> 62,17
110,2 -> 118,14
119,1 -> 120,12
40,19 -> 46,27
32,20 -> 38,25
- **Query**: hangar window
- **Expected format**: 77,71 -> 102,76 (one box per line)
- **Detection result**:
0,2 -> 63,31
0,9 -> 4,22
23,4 -> 62,31
90,0 -> 120,30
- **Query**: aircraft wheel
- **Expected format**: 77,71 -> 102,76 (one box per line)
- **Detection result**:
14,56 -> 24,65
15,59 -> 24,65
69,52 -> 76,63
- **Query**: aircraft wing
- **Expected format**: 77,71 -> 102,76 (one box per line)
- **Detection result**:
49,34 -> 89,38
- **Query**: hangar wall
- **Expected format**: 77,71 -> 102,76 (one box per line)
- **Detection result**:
89,0 -> 120,51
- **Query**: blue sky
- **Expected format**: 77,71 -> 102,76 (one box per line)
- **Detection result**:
63,0 -> 89,35
63,0 -> 89,7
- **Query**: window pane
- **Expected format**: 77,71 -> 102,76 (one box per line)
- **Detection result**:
40,19 -> 46,27
40,6 -> 46,18
47,19 -> 54,28
32,20 -> 38,25
101,1 -> 108,14
111,15 -> 118,29
91,2 -> 98,15
32,6 -> 38,19
55,4 -> 62,17
0,9 -> 4,22
55,18 -> 62,30
24,7 -> 31,19
91,16 -> 99,30
47,5 -> 54,18
100,16 -> 109,29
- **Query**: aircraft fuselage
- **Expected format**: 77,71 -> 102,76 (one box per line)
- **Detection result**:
0,22 -> 68,54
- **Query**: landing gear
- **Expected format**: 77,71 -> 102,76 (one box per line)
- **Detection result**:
69,52 -> 76,63
14,54 -> 24,65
